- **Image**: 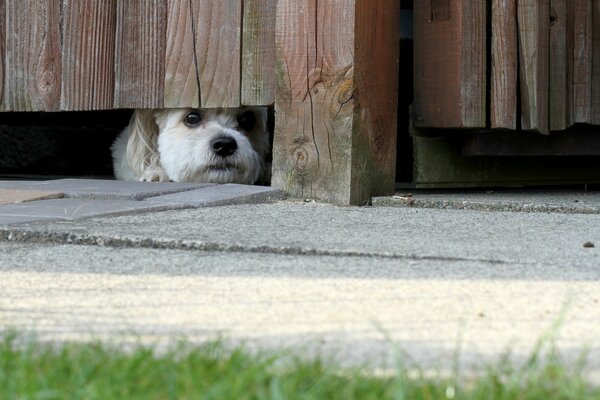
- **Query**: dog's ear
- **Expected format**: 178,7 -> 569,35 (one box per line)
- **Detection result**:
125,109 -> 161,176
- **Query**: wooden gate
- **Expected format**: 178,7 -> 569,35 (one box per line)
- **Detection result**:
0,0 -> 400,205
413,0 -> 600,188
415,0 -> 600,133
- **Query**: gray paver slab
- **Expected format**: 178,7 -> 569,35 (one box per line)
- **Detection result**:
0,189 -> 63,204
373,190 -> 600,214
0,198 -> 183,223
0,215 -> 58,225
4,203 -> 600,268
146,184 -> 286,207
0,179 -> 211,200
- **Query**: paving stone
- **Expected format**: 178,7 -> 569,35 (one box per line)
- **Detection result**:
0,215 -> 58,225
146,184 -> 286,207
0,199 -> 183,224
0,189 -> 64,205
372,190 -> 600,214
0,179 -> 210,200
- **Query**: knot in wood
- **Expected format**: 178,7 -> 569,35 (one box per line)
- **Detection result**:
292,146 -> 309,172
336,76 -> 354,105
38,70 -> 57,93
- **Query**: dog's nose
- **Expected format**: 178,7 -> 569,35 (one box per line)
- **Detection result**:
211,136 -> 238,157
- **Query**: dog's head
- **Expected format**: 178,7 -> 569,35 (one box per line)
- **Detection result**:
125,107 -> 270,184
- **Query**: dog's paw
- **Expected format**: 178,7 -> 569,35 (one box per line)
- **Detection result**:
140,167 -> 171,182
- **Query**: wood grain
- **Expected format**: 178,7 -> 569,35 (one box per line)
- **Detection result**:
114,0 -> 167,109
461,1 -> 487,127
61,0 -> 117,110
517,0 -> 549,134
3,0 -> 62,111
549,0 -> 569,130
241,0 -> 276,106
0,0 -> 5,110
272,0 -> 399,205
569,0 -> 592,124
413,0 -> 486,128
592,0 -> 600,124
491,0 -> 518,130
351,0 -> 400,203
165,0 -> 242,108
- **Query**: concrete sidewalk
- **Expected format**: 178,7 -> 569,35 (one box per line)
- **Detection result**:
0,179 -> 599,377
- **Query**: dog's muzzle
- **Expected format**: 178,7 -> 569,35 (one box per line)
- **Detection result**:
211,136 -> 238,157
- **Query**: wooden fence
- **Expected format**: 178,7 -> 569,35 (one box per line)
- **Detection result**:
414,0 -> 600,135
0,0 -> 400,205
0,0 -> 275,111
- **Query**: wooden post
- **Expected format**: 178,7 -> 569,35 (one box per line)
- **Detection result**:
3,0 -> 62,111
114,1 -> 167,109
241,0 -> 276,106
413,0 -> 486,128
272,0 -> 399,205
518,0 -> 549,134
491,0 -> 518,130
164,0 -> 242,108
61,0 -> 117,110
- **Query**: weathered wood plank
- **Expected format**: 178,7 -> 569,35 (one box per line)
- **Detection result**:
413,0 -> 486,128
114,1 -> 167,109
491,0 -> 518,130
61,0 -> 117,110
3,0 -> 62,111
461,1 -> 487,127
517,0 -> 549,134
0,0 -> 5,110
272,0 -> 399,205
164,0 -> 242,108
569,0 -> 592,124
549,0 -> 569,130
241,0 -> 276,106
273,0 -> 348,203
592,0 -> 600,124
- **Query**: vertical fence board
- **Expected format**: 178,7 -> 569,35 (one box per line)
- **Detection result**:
4,0 -> 62,111
241,0 -> 276,105
592,0 -> 600,124
272,0 -> 398,205
61,0 -> 117,110
114,1 -> 166,109
164,0 -> 198,108
0,0 -> 5,110
491,0 -> 517,130
165,0 -> 241,108
518,0 -> 549,134
569,0 -> 593,123
549,0 -> 568,130
413,0 -> 486,128
462,1 -> 487,127
413,0 -> 460,128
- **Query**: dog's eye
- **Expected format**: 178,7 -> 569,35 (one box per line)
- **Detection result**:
184,111 -> 202,126
237,111 -> 256,131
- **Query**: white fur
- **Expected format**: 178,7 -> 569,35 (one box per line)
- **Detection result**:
112,108 -> 270,184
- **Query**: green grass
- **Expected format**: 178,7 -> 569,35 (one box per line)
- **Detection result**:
0,331 -> 598,400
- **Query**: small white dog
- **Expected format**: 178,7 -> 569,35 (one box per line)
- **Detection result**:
112,108 -> 270,184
